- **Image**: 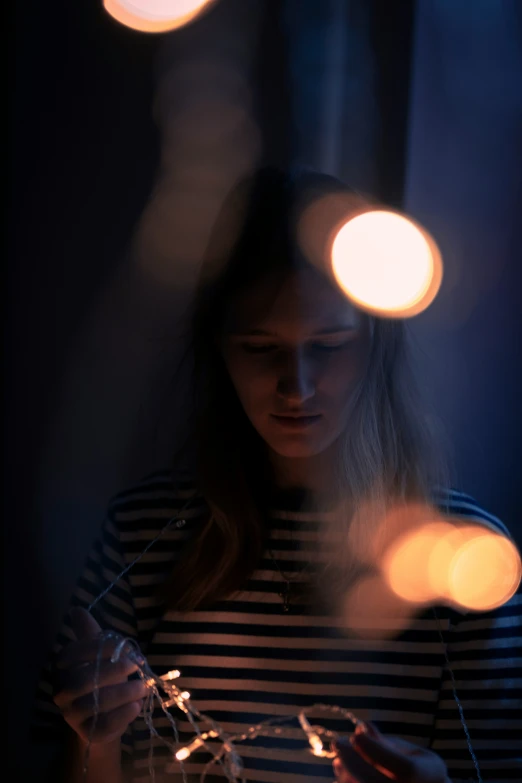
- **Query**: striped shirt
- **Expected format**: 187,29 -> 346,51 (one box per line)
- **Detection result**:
34,472 -> 522,782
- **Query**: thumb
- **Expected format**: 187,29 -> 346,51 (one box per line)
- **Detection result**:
69,607 -> 102,640
355,721 -> 381,741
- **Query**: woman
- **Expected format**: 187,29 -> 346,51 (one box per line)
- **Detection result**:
34,167 -> 521,783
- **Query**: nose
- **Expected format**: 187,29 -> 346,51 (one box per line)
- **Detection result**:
276,349 -> 316,404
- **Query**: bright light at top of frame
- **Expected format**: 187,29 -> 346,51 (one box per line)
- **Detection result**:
103,0 -> 216,33
331,210 -> 443,318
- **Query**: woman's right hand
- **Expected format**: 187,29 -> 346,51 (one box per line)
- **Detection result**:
53,608 -> 147,745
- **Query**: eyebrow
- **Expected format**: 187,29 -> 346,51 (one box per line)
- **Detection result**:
230,325 -> 358,337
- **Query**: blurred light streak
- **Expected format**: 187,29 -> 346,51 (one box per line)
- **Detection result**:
131,3 -> 262,291
103,0 -> 217,33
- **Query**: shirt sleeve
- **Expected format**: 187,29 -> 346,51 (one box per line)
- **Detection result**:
433,487 -> 513,540
32,503 -> 138,761
429,491 -> 522,782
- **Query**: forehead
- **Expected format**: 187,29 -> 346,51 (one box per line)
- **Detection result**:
226,269 -> 361,333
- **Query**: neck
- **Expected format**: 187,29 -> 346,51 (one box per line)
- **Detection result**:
268,449 -> 335,494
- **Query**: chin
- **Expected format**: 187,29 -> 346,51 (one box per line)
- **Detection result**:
267,437 -> 332,459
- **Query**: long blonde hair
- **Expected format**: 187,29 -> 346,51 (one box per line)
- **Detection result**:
164,166 -> 448,611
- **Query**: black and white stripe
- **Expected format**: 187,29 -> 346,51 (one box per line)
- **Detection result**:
34,473 -> 522,782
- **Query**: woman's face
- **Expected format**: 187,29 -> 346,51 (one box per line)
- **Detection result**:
221,268 -> 370,460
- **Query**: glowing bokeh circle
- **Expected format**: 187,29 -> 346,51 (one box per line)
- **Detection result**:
103,0 -> 216,33
331,210 -> 443,318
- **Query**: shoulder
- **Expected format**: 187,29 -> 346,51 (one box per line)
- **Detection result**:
431,486 -> 511,538
107,469 -> 207,534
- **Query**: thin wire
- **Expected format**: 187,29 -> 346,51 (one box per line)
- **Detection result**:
267,545 -> 312,582
432,607 -> 483,783
87,498 -> 192,613
82,497 -> 193,779
267,547 -> 315,612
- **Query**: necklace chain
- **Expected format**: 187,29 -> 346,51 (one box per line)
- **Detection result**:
267,546 -> 311,613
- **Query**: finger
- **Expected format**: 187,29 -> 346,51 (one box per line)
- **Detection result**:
79,701 -> 143,744
55,636 -> 125,670
53,658 -> 139,705
351,728 -> 415,780
335,740 -> 393,783
333,756 -> 358,783
355,736 -> 448,783
357,722 -> 380,740
66,680 -> 149,722
69,608 -> 102,640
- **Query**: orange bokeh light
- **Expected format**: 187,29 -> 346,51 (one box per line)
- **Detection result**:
343,573 -> 416,639
103,0 -> 216,33
426,523 -> 486,599
448,533 -> 521,611
331,210 -> 443,318
382,522 -> 454,604
382,521 -> 521,612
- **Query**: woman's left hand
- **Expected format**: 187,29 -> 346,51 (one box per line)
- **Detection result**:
332,722 -> 450,783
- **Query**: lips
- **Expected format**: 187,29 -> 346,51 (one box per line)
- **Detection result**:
270,414 -> 322,429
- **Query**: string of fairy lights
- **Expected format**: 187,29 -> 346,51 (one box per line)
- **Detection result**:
83,510 -> 361,781
87,628 -> 361,783
77,506 -> 507,783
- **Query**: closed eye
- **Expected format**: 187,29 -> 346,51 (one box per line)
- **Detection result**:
312,342 -> 348,352
240,341 -> 352,354
241,344 -> 278,354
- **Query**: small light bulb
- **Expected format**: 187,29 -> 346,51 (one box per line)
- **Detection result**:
175,731 -> 218,761
181,691 -> 191,700
298,712 -> 324,756
162,669 -> 181,681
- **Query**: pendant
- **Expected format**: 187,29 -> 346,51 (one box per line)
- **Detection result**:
280,582 -> 291,613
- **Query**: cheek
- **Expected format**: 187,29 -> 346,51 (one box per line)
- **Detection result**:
320,349 -> 367,402
224,355 -> 274,413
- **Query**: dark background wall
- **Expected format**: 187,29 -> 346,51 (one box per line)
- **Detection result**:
7,2 -> 161,776
6,1 -> 521,779
406,0 -> 522,528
